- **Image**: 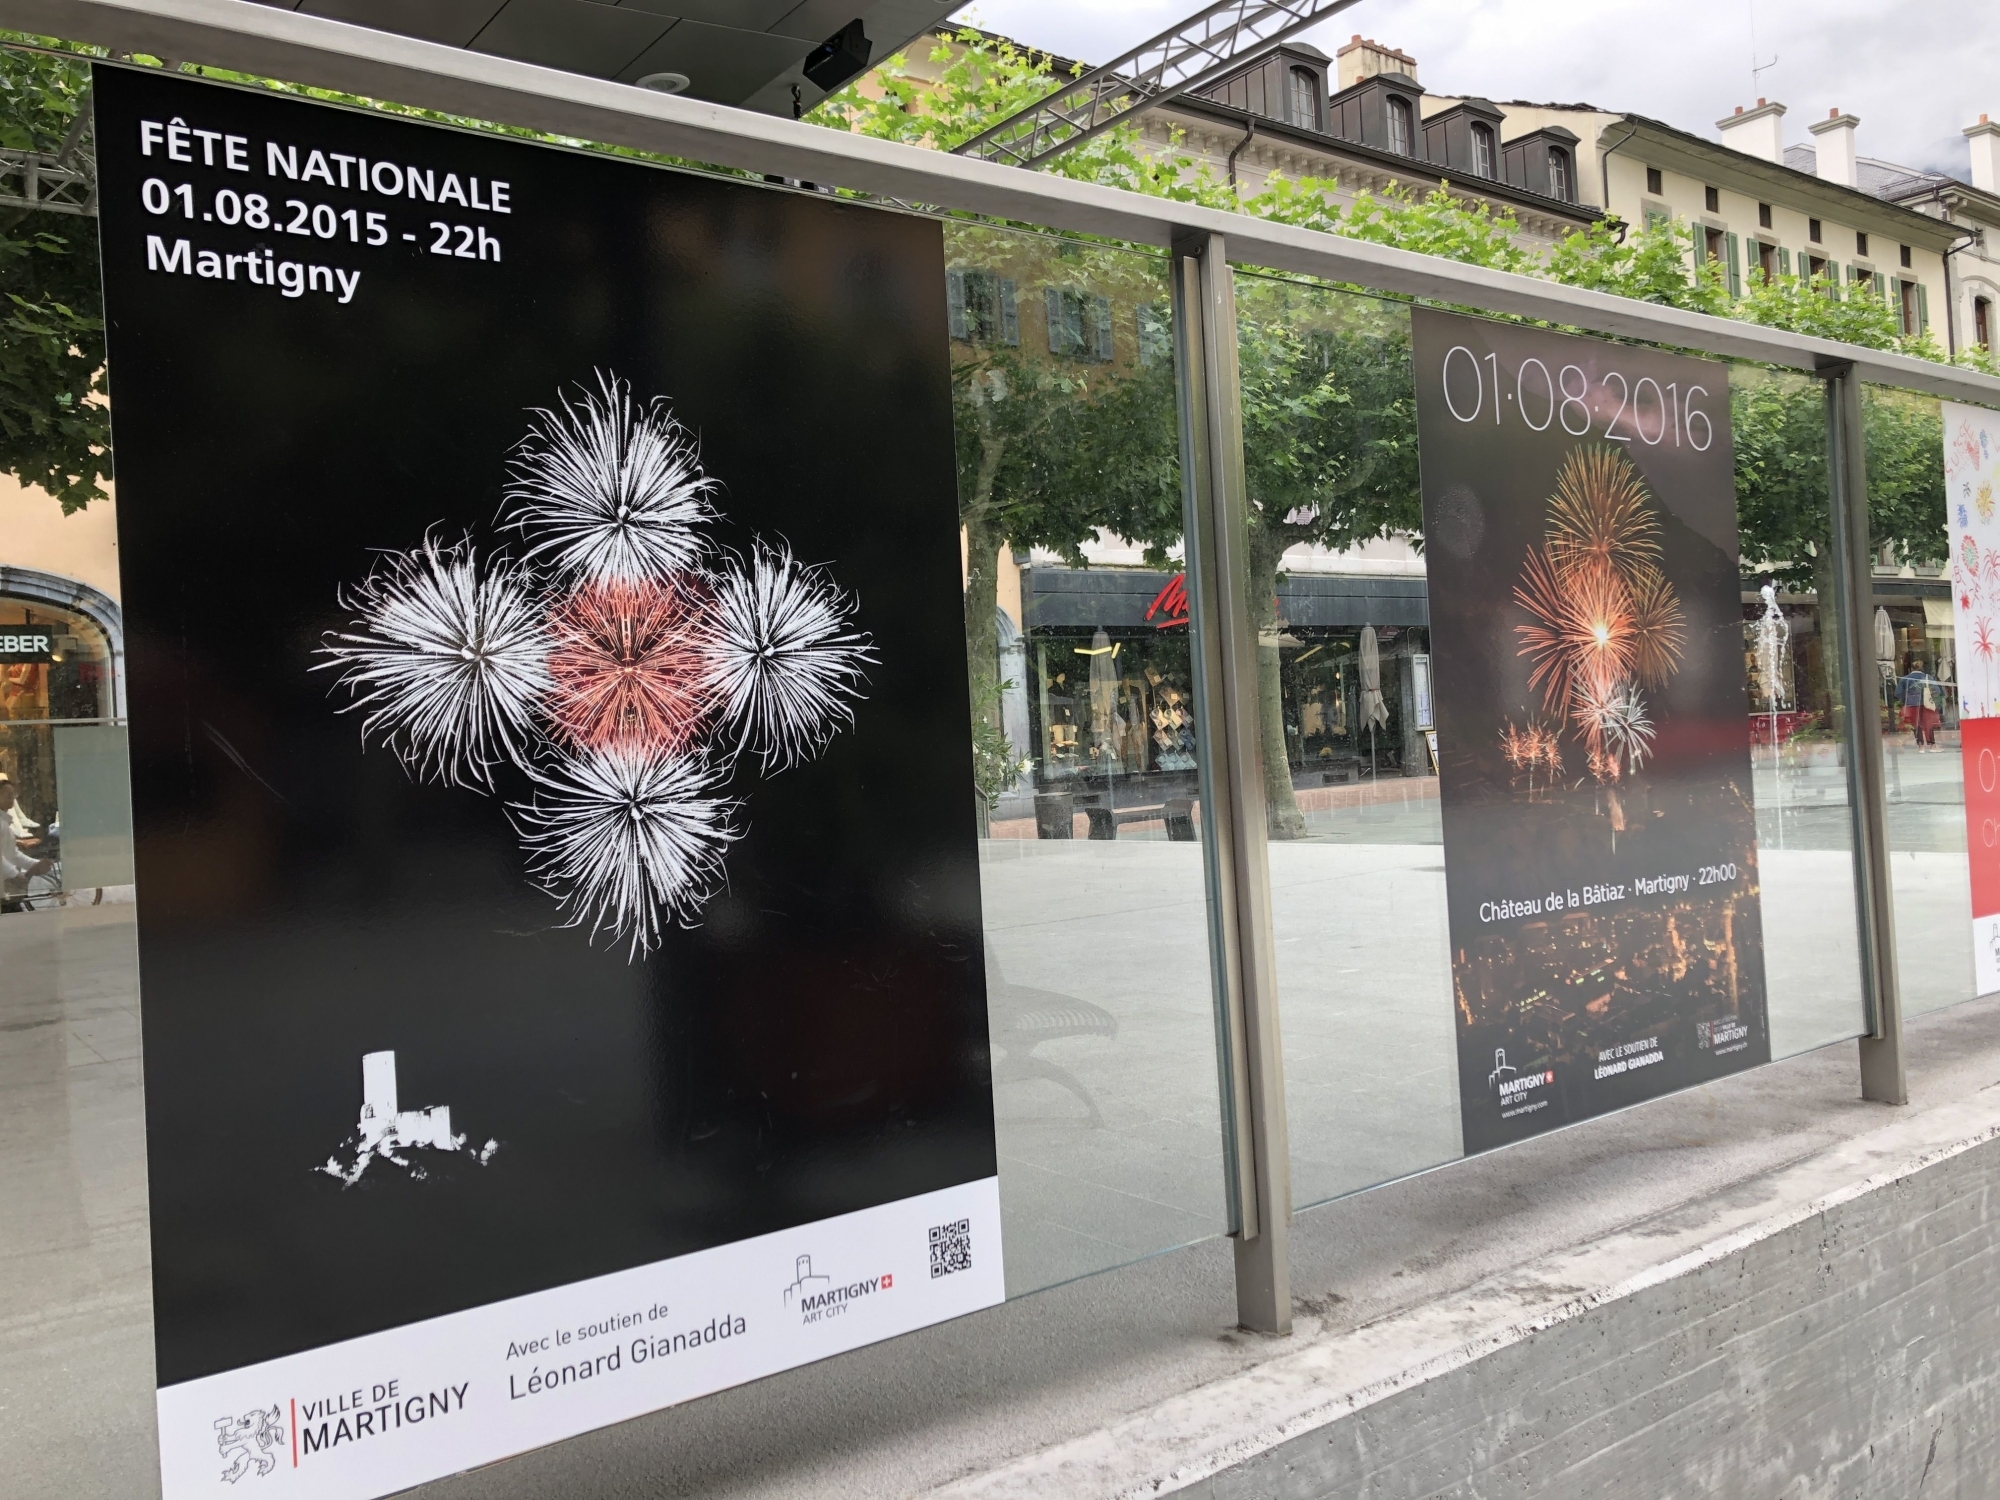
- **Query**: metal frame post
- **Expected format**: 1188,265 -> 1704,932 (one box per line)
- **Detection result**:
1821,358 -> 1907,1104
1172,229 -> 1292,1333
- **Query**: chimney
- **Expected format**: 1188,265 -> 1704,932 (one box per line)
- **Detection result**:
1336,35 -> 1418,90
1810,108 -> 1860,187
1969,114 -> 2000,194
1716,98 -> 1786,163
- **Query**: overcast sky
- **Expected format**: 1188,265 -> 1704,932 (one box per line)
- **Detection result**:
962,0 -> 2000,176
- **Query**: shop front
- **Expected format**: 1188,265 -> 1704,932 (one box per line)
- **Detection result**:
1015,566 -> 1432,837
0,569 -> 128,902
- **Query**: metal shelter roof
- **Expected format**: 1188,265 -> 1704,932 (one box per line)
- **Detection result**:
238,0 -> 963,116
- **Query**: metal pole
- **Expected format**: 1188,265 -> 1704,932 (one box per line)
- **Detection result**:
1821,358 -> 1907,1104
1172,229 -> 1292,1332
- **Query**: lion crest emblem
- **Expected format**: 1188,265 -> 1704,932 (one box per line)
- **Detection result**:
213,1405 -> 284,1483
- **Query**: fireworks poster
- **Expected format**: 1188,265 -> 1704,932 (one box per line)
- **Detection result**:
1410,308 -> 1770,1155
95,67 -> 1001,1500
1941,401 -> 2000,995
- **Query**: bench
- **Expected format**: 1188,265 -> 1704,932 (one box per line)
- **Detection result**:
1082,798 -> 1197,841
1036,792 -> 1198,841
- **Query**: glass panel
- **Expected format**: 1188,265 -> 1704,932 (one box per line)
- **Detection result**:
945,222 -> 1230,1294
1226,270 -> 1461,1209
1235,271 -> 1872,1212
1875,384 -> 1976,1017
1733,366 -> 1867,1057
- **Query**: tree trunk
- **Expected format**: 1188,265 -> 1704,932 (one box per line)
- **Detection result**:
961,405 -> 1008,839
964,508 -> 1006,738
1813,546 -> 1853,741
1247,525 -> 1307,840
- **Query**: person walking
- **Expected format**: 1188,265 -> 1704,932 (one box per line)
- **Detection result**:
1898,655 -> 1944,750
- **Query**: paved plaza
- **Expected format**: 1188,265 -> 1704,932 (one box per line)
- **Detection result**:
0,735 -> 1987,1495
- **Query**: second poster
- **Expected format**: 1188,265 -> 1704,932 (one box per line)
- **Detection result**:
1411,308 -> 1771,1154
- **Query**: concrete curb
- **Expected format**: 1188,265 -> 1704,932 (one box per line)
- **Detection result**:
925,1092 -> 2000,1499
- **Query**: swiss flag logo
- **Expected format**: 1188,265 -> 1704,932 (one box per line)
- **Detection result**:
881,1273 -> 894,1289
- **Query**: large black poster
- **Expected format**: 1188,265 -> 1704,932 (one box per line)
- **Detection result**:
95,65 -> 999,1500
1411,308 -> 1770,1156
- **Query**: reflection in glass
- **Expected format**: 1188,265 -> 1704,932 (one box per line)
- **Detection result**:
1728,365 -> 1867,1057
946,222 -> 1230,1295
1225,271 -> 1459,1210
0,598 -> 120,909
1866,385 -> 1976,1017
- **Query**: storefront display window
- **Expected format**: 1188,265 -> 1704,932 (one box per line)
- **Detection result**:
1017,566 -> 1436,842
0,598 -> 115,904
1023,626 -> 1200,839
1279,624 -> 1433,781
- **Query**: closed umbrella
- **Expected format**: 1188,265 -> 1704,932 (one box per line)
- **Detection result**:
1088,628 -> 1117,730
1874,607 -> 1900,714
1087,628 -> 1119,776
1874,607 -> 1896,666
1359,625 -> 1389,778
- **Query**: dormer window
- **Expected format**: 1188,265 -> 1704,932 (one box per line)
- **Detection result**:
1290,67 -> 1320,131
1387,95 -> 1414,156
1548,147 -> 1571,201
1472,123 -> 1495,178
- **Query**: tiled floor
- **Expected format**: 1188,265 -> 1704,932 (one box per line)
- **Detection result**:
0,903 -> 156,1499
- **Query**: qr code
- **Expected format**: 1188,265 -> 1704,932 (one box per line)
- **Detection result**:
928,1218 -> 972,1279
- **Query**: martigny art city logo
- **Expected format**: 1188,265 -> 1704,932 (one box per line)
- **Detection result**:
782,1253 -> 894,1326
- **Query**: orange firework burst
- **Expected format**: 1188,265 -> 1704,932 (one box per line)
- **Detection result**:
1547,445 -> 1660,577
1533,725 -> 1564,777
1499,718 -> 1565,796
1623,563 -> 1687,688
1514,549 -> 1636,713
1511,446 -> 1683,779
546,574 -> 714,753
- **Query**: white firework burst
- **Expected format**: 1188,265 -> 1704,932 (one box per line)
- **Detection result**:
1574,677 -> 1657,775
513,747 -> 739,957
317,536 -> 550,787
504,370 -> 716,585
702,542 -> 876,771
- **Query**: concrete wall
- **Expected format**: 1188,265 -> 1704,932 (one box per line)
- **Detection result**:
1190,1131 -> 2000,1499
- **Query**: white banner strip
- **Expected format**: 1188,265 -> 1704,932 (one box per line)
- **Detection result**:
157,1177 -> 1003,1499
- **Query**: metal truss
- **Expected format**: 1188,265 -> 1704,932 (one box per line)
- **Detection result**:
0,149 -> 96,216
950,0 -> 1365,169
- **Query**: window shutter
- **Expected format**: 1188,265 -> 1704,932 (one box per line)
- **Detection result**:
1779,247 -> 1791,277
1093,295 -> 1113,361
1045,287 -> 1063,354
1725,232 -> 1742,297
1918,281 -> 1931,333
1874,272 -> 1888,303
945,269 -> 967,340
999,278 -> 1018,345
